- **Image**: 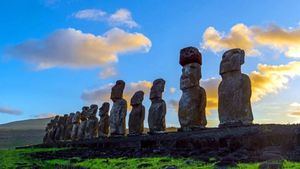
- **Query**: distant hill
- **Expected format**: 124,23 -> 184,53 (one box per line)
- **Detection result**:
0,118 -> 52,149
0,117 -> 178,149
0,118 -> 52,130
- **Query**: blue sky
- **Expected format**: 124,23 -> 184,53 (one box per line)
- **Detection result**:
1,0 -> 300,126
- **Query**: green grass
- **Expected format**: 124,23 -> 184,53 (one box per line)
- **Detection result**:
1,148 -> 300,169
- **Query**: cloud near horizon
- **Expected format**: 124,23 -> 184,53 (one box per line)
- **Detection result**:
7,28 -> 151,70
81,80 -> 152,104
202,23 -> 300,58
0,106 -> 22,115
34,113 -> 56,119
74,8 -> 138,28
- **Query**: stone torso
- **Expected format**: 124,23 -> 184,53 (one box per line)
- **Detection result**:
110,98 -> 127,135
129,104 -> 145,135
148,99 -> 166,132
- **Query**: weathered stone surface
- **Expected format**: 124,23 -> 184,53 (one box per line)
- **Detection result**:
179,46 -> 202,66
148,79 -> 166,133
43,119 -> 55,143
64,113 -> 74,140
77,106 -> 89,140
71,111 -> 81,141
178,47 -> 207,131
129,91 -> 145,135
218,48 -> 253,127
85,104 -> 99,139
110,80 -> 127,136
98,102 -> 110,137
54,116 -> 65,141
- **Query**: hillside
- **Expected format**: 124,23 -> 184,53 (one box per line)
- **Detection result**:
0,118 -> 51,149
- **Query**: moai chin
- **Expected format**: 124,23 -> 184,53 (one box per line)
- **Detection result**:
148,78 -> 167,134
218,48 -> 253,127
178,47 -> 207,131
109,80 -> 127,136
98,102 -> 110,137
77,106 -> 89,140
71,111 -> 81,141
85,104 -> 99,139
128,91 -> 145,135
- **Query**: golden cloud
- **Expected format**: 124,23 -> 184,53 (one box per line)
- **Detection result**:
202,23 -> 300,58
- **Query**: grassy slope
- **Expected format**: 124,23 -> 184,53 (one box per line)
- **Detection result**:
1,148 -> 299,169
0,118 -> 51,149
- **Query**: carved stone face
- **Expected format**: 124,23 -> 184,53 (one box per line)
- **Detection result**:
81,106 -> 89,119
150,79 -> 165,100
131,90 -> 144,106
111,80 -> 125,101
89,104 -> 98,117
220,48 -> 245,75
99,102 -> 110,117
180,63 -> 201,90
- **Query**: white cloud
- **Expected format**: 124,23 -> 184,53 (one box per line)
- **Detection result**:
0,106 -> 22,115
73,9 -> 106,21
290,102 -> 300,107
74,8 -> 138,28
99,66 -> 117,79
109,9 -> 138,28
81,80 -> 152,104
169,87 -> 176,94
7,28 -> 151,70
35,113 -> 56,119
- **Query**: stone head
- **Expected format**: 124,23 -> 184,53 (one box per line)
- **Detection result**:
131,90 -> 144,106
111,80 -> 125,101
81,106 -> 89,119
99,102 -> 110,117
89,104 -> 98,116
179,47 -> 202,66
150,78 -> 165,100
220,48 -> 245,75
180,63 -> 201,90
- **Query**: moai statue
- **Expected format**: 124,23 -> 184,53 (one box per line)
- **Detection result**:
98,102 -> 110,137
71,111 -> 81,141
60,114 -> 68,140
43,121 -> 53,144
85,104 -> 99,139
128,91 -> 145,135
148,79 -> 167,134
50,115 -> 59,141
64,113 -> 75,140
218,48 -> 253,127
54,116 -> 65,141
109,80 -> 127,136
178,47 -> 207,131
77,106 -> 89,140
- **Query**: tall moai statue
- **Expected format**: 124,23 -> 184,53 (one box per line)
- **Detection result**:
71,111 -> 81,141
109,80 -> 127,136
178,47 -> 207,131
64,113 -> 75,140
85,104 -> 99,139
43,120 -> 53,143
218,48 -> 253,127
50,115 -> 59,141
128,91 -> 145,135
77,106 -> 89,140
54,116 -> 65,141
98,102 -> 110,137
148,79 -> 167,134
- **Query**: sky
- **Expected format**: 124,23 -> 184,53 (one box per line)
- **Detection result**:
1,0 -> 300,126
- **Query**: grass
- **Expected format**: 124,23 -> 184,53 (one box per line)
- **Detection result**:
1,148 -> 300,169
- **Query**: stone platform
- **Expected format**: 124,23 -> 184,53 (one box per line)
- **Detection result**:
22,124 -> 300,163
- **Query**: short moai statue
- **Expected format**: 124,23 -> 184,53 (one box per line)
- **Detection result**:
77,106 -> 89,140
109,80 -> 127,136
148,79 -> 167,134
54,116 -> 65,141
85,104 -> 99,139
50,115 -> 59,141
71,111 -> 81,141
128,91 -> 145,135
43,120 -> 54,144
178,47 -> 207,131
98,102 -> 110,137
64,113 -> 75,140
218,48 -> 253,127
